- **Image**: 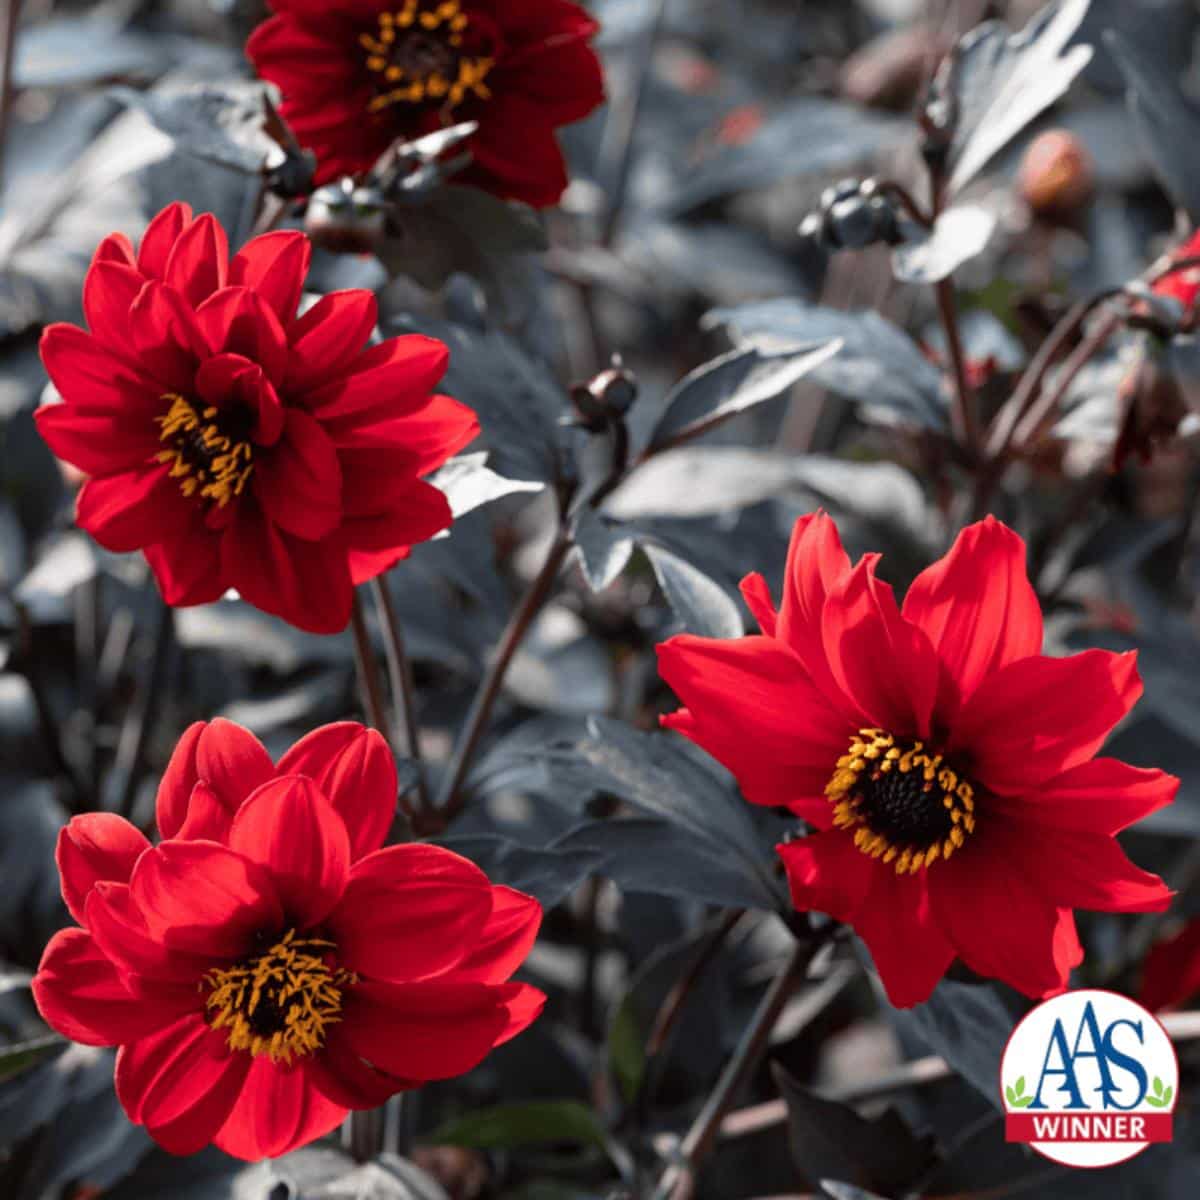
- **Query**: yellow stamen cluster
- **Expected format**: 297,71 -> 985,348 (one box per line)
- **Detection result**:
202,930 -> 357,1064
361,2 -> 493,113
156,394 -> 253,507
825,728 -> 977,875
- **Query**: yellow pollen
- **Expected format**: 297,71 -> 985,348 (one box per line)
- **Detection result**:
155,394 -> 254,508
824,727 -> 979,875
202,930 -> 357,1065
361,1 -> 494,115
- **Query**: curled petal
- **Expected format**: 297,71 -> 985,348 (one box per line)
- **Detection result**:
275,722 -> 397,859
57,813 -> 149,925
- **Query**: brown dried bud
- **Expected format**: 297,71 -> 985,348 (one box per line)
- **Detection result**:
1017,130 -> 1094,219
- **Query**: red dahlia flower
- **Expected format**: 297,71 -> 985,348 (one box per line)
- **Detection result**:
246,0 -> 604,206
36,202 -> 479,634
657,513 -> 1176,1008
33,719 -> 544,1160
1140,920 -> 1200,1012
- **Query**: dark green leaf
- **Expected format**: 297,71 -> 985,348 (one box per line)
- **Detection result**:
434,834 -> 601,908
891,205 -> 996,284
550,817 -> 779,910
646,341 -> 840,452
643,543 -> 743,640
0,1032 -> 66,1082
933,0 -> 1093,197
427,1100 -> 608,1151
772,1063 -> 937,1195
705,300 -> 946,431
889,976 -> 1021,1106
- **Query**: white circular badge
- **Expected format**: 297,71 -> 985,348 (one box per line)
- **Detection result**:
1000,988 -> 1179,1168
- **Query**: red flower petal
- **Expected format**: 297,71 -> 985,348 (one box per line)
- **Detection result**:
657,634 -> 850,816
35,402 -> 162,477
821,556 -> 942,738
1020,829 -> 1171,913
332,393 -> 481,475
275,722 -> 397,860
340,979 -> 512,1080
306,334 -> 449,422
222,512 -> 353,634
213,1056 -> 347,1161
137,202 -> 192,279
902,516 -> 1043,702
991,757 -> 1178,834
328,844 -> 493,982
83,257 -> 146,352
285,290 -> 378,393
115,1014 -> 250,1155
76,467 -> 195,553
128,280 -> 206,392
195,286 -> 289,386
494,981 -> 546,1045
32,928 -> 171,1046
228,230 -> 311,325
156,718 -> 275,841
304,1022 -> 411,1109
497,33 -> 604,123
928,830 -> 1072,998
1141,921 -> 1200,1012
775,511 -> 851,692
776,831 -> 874,924
462,101 -> 569,208
341,479 -> 453,582
86,882 -> 216,986
144,524 -> 227,608
950,650 -> 1142,793
176,783 -> 236,842
253,409 -> 343,540
130,841 -> 282,958
739,572 -> 777,637
228,775 -> 351,927
194,353 -> 285,445
163,212 -> 229,308
454,886 -> 543,984
56,813 -> 150,925
39,323 -> 160,416
853,868 -> 956,1008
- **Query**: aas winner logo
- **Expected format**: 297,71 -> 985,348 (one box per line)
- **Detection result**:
1001,988 -> 1179,1167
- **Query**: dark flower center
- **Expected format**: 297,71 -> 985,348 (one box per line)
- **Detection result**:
825,728 -> 978,874
360,2 -> 495,115
202,930 -> 357,1063
156,394 -> 254,508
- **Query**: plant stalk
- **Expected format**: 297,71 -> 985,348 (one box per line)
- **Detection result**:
436,526 -> 573,819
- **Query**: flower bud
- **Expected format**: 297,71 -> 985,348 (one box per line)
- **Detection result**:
571,356 -> 638,431
1018,129 -> 1094,219
304,178 -> 387,255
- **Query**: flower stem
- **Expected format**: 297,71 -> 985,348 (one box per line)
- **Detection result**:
653,933 -> 827,1200
1010,312 -> 1121,450
436,525 -> 573,820
350,591 -> 415,826
631,909 -> 746,1132
935,277 -> 981,455
369,575 -> 431,817
0,0 -> 21,192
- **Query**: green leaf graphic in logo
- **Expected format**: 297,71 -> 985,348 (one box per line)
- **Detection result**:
1006,1076 -> 1033,1108
1146,1076 -> 1173,1108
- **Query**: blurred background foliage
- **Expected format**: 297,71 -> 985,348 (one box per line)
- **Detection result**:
4,0 -> 1200,1197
